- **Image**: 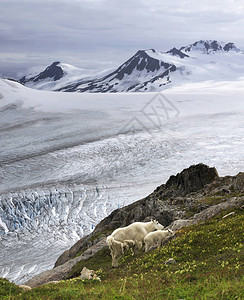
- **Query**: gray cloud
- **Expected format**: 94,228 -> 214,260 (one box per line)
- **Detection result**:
1,0 -> 244,78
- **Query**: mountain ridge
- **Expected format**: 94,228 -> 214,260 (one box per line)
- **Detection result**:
17,40 -> 244,93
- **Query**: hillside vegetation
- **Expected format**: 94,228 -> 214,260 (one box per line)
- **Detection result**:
1,205 -> 243,299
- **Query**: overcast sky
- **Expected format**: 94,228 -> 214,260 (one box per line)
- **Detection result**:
1,0 -> 244,78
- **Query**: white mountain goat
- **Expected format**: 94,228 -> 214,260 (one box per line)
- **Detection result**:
106,238 -> 136,267
144,229 -> 174,252
107,220 -> 164,267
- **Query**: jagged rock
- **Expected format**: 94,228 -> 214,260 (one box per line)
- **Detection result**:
20,62 -> 64,85
169,198 -> 243,230
180,40 -> 242,54
233,172 -> 244,191
167,47 -> 189,58
163,163 -> 219,197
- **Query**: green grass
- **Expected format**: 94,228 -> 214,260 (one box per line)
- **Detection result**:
1,207 -> 243,299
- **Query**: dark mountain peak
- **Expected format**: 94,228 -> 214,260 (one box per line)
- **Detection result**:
167,47 -> 189,58
180,40 -> 242,54
52,61 -> 61,65
223,42 -> 241,52
102,49 -> 176,81
164,163 -> 219,196
20,61 -> 64,84
32,62 -> 64,82
180,40 -> 223,53
133,49 -> 157,59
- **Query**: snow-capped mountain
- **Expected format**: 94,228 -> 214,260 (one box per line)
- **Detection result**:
19,62 -> 105,91
57,49 -> 177,93
18,40 -> 244,93
20,61 -> 64,84
180,40 -> 242,54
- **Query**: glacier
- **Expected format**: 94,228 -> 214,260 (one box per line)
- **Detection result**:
0,78 -> 243,283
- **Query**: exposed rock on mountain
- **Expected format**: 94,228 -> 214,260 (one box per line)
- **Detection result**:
18,40 -> 244,93
20,62 -> 64,85
166,47 -> 189,58
180,40 -> 242,54
162,164 -> 219,197
56,49 -> 177,93
223,42 -> 240,52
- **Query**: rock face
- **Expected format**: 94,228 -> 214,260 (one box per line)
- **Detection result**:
163,164 -> 219,197
166,47 -> 189,58
180,40 -> 242,54
20,62 -> 64,85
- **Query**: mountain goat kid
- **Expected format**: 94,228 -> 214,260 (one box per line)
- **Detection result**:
144,229 -> 174,252
106,237 -> 136,267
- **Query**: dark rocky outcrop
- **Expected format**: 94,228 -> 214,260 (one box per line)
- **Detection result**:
162,163 -> 219,197
180,40 -> 242,54
20,62 -> 64,85
166,47 -> 189,58
223,42 -> 240,52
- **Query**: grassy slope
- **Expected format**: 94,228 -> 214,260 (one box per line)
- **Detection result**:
1,207 -> 243,299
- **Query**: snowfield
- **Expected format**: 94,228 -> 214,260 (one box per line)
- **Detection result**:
0,78 -> 243,283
